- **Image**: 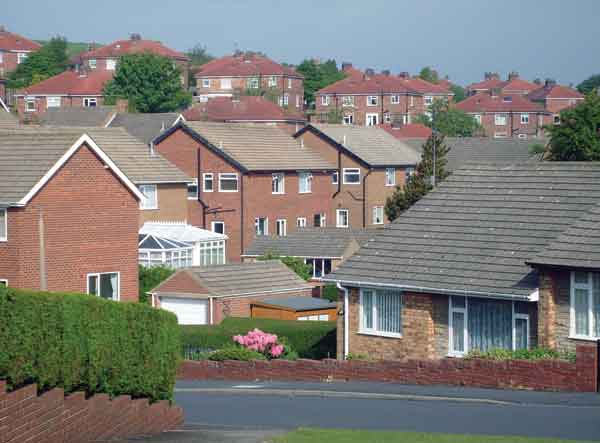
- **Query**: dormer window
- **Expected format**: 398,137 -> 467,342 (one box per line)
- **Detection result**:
503,96 -> 512,102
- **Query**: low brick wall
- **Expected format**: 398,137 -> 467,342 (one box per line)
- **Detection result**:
178,344 -> 598,392
0,381 -> 183,443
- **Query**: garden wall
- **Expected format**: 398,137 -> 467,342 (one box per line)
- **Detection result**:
0,381 -> 183,443
178,343 -> 598,392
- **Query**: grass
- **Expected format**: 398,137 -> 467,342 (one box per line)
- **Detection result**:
273,428 -> 596,443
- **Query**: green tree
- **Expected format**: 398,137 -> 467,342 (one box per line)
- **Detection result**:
296,59 -> 346,107
187,44 -> 214,85
414,99 -> 480,137
103,53 -> 192,113
7,37 -> 69,89
385,134 -> 450,221
450,83 -> 466,102
577,74 -> 600,95
138,265 -> 175,304
545,93 -> 600,161
418,66 -> 439,84
258,253 -> 312,281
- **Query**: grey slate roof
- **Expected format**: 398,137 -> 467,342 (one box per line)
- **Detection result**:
404,137 -> 542,172
256,295 -> 337,311
0,110 -> 19,129
325,162 -> 600,299
39,107 -> 116,127
185,122 -> 335,171
309,124 -> 420,167
243,227 -> 377,259
109,113 -> 181,145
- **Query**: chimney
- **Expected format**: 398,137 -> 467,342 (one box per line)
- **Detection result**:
381,69 -> 390,76
341,62 -> 353,72
485,72 -> 500,80
544,78 -> 556,88
398,72 -> 410,79
490,88 -> 501,97
364,68 -> 375,79
130,33 -> 142,41
87,42 -> 96,52
116,99 -> 129,113
508,71 -> 519,81
0,25 -> 5,33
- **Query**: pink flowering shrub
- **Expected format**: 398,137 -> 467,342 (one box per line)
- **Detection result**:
233,328 -> 291,359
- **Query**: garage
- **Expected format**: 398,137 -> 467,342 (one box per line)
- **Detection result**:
159,297 -> 208,325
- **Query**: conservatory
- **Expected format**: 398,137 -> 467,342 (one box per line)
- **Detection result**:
138,234 -> 193,269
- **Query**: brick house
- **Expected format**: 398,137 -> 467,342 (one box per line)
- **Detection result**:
193,53 -> 304,110
314,69 -> 453,127
149,261 -> 313,325
0,129 -> 144,300
0,27 -> 41,104
154,122 -> 336,261
466,72 -> 539,96
324,163 -> 600,360
294,124 -> 420,229
527,79 -> 585,124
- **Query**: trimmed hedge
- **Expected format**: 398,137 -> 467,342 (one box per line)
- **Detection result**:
181,317 -> 336,359
0,286 -> 180,402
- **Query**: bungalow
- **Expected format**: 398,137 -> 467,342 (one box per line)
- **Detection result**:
324,162 -> 600,360
149,260 -> 313,325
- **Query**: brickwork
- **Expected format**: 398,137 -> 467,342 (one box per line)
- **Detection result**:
139,183 -> 189,226
474,111 -> 548,139
545,97 -> 584,113
0,381 -> 183,443
15,95 -> 106,119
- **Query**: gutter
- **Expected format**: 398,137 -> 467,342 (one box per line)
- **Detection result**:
337,282 -> 349,359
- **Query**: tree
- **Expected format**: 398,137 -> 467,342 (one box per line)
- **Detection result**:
7,37 -> 69,89
258,253 -> 312,281
385,133 -> 450,221
417,66 -> 439,84
296,59 -> 346,107
450,84 -> 466,103
414,99 -> 480,137
187,44 -> 214,85
577,74 -> 600,95
545,93 -> 600,161
138,265 -> 174,304
103,53 -> 192,113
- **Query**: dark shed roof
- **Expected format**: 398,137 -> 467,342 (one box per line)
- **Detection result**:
255,296 -> 337,312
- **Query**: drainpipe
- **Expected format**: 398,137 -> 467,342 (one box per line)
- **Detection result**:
196,148 -> 208,227
333,150 -> 342,198
240,174 -> 245,257
38,208 -> 47,290
337,282 -> 349,359
362,169 -> 372,228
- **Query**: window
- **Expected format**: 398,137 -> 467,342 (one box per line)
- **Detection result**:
46,96 -> 61,108
495,113 -> 507,126
305,258 -> 332,279
332,171 -> 339,185
366,113 -> 378,126
449,296 -> 467,356
25,98 -> 36,112
424,96 -> 433,106
288,78 -> 293,89
219,173 -> 238,192
220,78 -> 232,89
314,213 -> 326,227
343,168 -> 360,184
520,113 -> 530,124
367,96 -> 378,107
296,95 -> 301,108
0,280 -> 6,287
360,288 -> 402,337
272,173 -> 284,194
17,52 -> 28,64
88,58 -> 97,69
299,172 -> 312,193
570,272 -> 600,339
372,206 -> 384,225
342,96 -> 354,107
503,96 -> 512,103
0,52 -> 3,63
553,114 -> 561,125
248,77 -> 259,89
139,184 -> 158,210
336,209 -> 349,228
203,173 -> 214,192
283,93 -> 289,106
296,217 -> 307,228
405,167 -> 415,178
255,217 -> 268,236
187,182 -> 198,199
106,58 -> 117,70
0,209 -> 6,241
211,221 -> 225,234
202,78 -> 210,88
321,95 -> 330,106
83,97 -> 97,107
384,113 -> 391,124
87,273 -> 119,301
410,96 -> 414,107
199,240 -> 226,266
276,219 -> 287,236
390,95 -> 400,104
474,114 -> 482,124
385,168 -> 396,186
343,114 -> 354,125
268,76 -> 277,87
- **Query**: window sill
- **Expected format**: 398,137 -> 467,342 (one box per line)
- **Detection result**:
298,191 -> 312,194
385,184 -> 396,187
272,192 -> 285,195
358,330 -> 402,339
140,207 -> 158,211
218,190 -> 239,193
568,335 -> 599,342
342,182 -> 361,185
336,225 -> 349,229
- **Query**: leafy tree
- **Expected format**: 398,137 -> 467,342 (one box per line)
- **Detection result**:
385,134 -> 450,221
187,44 -> 214,67
7,37 -> 69,89
529,142 -> 546,156
296,59 -> 346,107
258,253 -> 312,281
545,93 -> 600,161
414,99 -> 480,137
138,265 -> 175,304
450,83 -> 466,103
577,74 -> 600,95
418,66 -> 439,84
103,53 -> 192,113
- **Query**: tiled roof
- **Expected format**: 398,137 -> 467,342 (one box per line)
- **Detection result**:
78,38 -> 189,61
195,54 -> 301,78
404,77 -> 452,95
182,122 -> 334,172
381,123 -> 432,139
301,124 -> 420,167
0,109 -> 19,129
183,96 -> 306,123
109,113 -> 181,145
500,78 -> 539,93
467,77 -> 504,91
317,74 -> 416,95
17,70 -> 112,96
455,92 -> 545,113
243,227 -> 377,259
40,107 -> 116,127
325,162 -> 600,298
255,296 -> 337,311
528,84 -> 584,101
0,30 -> 41,51
151,261 -> 312,298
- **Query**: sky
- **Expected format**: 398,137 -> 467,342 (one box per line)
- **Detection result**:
5,0 -> 600,86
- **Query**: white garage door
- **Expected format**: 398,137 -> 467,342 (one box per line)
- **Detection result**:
160,297 -> 208,325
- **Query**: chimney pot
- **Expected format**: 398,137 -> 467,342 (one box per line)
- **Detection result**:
398,72 -> 410,79
381,69 -> 390,76
0,25 -> 6,33
130,33 -> 142,41
364,68 -> 375,78
545,78 -> 556,88
508,71 -> 519,81
341,62 -> 353,72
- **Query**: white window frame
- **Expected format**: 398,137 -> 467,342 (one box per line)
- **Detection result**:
372,206 -> 384,225
88,58 -> 97,69
553,114 -> 561,125
83,97 -> 97,107
218,173 -> 239,192
570,272 -> 599,340
203,173 -> 214,192
106,58 -> 117,71
86,272 -> 120,301
0,208 -> 7,242
0,52 -> 3,64
296,95 -> 301,108
367,96 -> 378,107
385,168 -> 396,186
255,217 -> 268,236
299,172 -> 312,194
495,113 -> 507,126
343,168 -> 361,185
520,113 -> 530,124
202,78 -> 210,88
296,217 -> 307,228
187,181 -> 198,200
359,288 -> 403,338
366,113 -> 378,126
272,173 -> 285,194
0,279 -> 7,287
283,93 -> 289,106
25,98 -> 36,112
513,303 -> 530,351
46,96 -> 61,108
424,96 -> 433,106
276,219 -> 287,236
342,96 -> 354,107
287,78 -> 292,89
248,77 -> 259,89
321,95 -> 330,106
384,113 -> 392,124
139,184 -> 158,210
474,114 -> 482,124
268,76 -> 277,87
343,114 -> 354,125
390,95 -> 400,104
220,78 -> 232,90
314,213 -> 326,228
336,209 -> 349,228
211,221 -> 225,235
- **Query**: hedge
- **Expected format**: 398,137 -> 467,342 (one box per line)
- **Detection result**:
181,317 -> 336,359
0,286 -> 180,402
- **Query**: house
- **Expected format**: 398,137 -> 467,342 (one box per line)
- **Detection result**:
324,162 -> 600,360
381,123 -> 432,139
294,124 -> 420,229
466,72 -> 539,97
251,296 -> 338,322
149,261 -> 313,325
0,27 -> 41,103
528,79 -> 584,124
455,91 -> 548,139
194,52 -> 304,110
153,122 -> 336,261
0,128 -> 144,300
314,70 -> 453,126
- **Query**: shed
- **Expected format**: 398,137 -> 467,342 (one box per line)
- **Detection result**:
251,296 -> 338,322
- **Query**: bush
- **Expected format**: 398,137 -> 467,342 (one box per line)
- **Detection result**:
322,284 -> 339,302
139,265 -> 175,304
181,317 -> 336,359
0,286 -> 180,402
464,347 -> 576,363
208,346 -> 266,361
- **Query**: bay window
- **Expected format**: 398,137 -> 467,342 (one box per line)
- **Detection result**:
360,288 -> 403,337
87,272 -> 119,301
570,272 -> 600,339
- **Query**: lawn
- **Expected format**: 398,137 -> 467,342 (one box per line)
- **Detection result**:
273,428 -> 596,443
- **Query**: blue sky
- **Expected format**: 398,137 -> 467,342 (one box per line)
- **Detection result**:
5,0 -> 600,86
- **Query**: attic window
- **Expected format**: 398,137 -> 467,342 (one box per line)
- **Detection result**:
502,96 -> 512,102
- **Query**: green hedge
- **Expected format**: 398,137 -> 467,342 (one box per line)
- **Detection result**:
465,347 -> 577,363
181,317 -> 336,360
0,286 -> 180,402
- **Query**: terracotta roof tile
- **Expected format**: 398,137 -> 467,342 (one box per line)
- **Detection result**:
317,74 -> 452,96
500,78 -> 539,93
0,30 -> 41,52
455,92 -> 544,113
467,78 -> 504,91
17,70 -> 112,96
195,54 -> 301,78
381,123 -> 432,139
528,84 -> 584,101
80,38 -> 189,61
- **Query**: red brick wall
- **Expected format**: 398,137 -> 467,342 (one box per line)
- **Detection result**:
471,111 -> 546,139
15,95 -> 105,119
545,97 -> 585,113
0,144 -> 139,300
0,50 -> 32,77
178,343 -> 598,392
0,381 -> 183,443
